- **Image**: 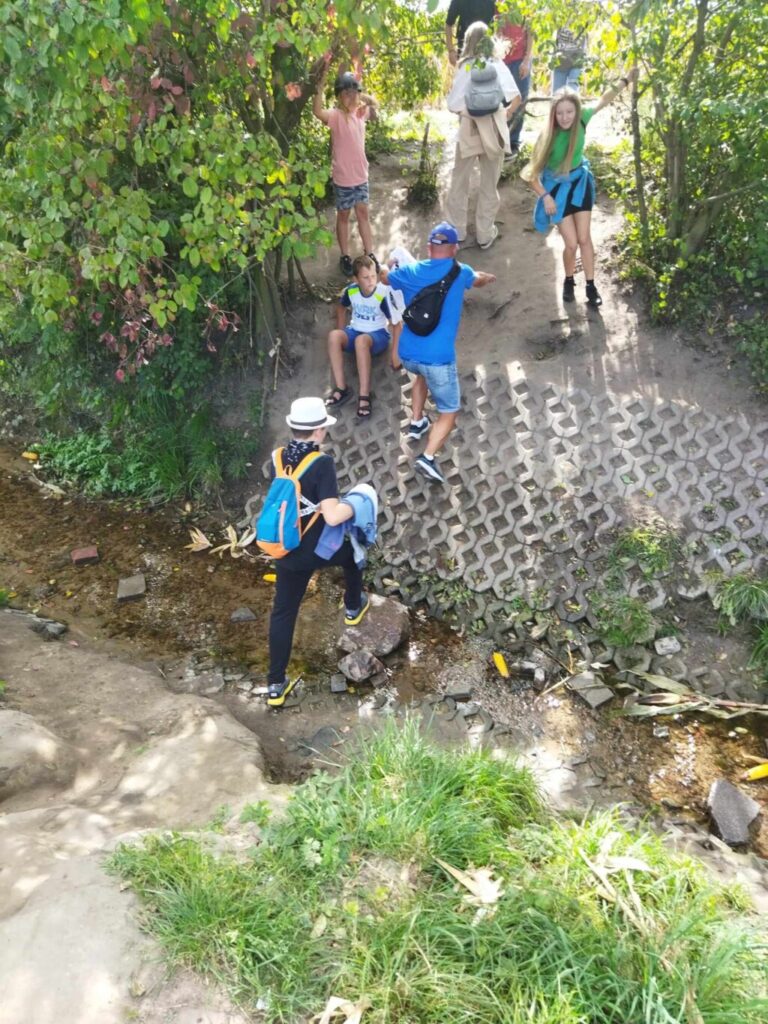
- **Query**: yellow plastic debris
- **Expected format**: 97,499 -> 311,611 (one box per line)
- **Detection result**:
492,651 -> 510,678
263,573 -> 277,583
21,451 -> 39,462
744,763 -> 768,782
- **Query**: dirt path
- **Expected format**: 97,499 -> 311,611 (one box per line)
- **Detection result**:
275,108 -> 763,438
0,608 -> 286,1024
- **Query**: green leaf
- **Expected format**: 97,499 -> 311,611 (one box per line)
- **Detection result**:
4,33 -> 22,62
629,672 -> 694,695
182,177 -> 199,198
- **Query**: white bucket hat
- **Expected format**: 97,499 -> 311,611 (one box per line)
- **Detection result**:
286,396 -> 337,431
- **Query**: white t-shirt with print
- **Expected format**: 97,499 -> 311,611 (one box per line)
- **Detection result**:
340,284 -> 393,332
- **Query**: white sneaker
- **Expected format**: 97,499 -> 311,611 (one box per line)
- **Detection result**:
478,225 -> 499,250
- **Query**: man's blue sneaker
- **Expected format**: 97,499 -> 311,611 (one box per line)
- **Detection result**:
406,417 -> 430,440
415,453 -> 446,483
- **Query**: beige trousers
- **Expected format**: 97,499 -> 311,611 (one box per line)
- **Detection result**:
444,143 -> 504,246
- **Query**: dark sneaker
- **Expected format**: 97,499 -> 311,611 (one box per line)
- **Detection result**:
344,594 -> 370,626
267,676 -> 298,708
586,282 -> 603,307
367,252 -> 380,272
563,277 -> 575,303
415,454 -> 446,483
406,417 -> 430,440
340,254 -> 354,277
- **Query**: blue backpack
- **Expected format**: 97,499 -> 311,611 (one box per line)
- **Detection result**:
256,448 -> 322,558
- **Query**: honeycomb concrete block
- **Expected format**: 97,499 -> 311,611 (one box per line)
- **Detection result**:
243,365 -> 768,677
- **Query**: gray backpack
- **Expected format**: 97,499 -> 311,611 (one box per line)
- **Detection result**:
464,62 -> 505,117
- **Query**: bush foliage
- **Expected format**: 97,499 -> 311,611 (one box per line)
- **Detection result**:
0,0 -> 443,496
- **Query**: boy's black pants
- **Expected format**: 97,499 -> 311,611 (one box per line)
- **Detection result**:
267,541 -> 363,686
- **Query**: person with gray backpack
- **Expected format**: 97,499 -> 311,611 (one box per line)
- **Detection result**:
444,22 -> 520,250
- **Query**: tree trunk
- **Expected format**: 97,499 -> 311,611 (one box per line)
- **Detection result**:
629,26 -> 650,252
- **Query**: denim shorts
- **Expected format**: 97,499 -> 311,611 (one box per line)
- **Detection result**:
333,181 -> 369,211
343,326 -> 390,355
401,359 -> 461,414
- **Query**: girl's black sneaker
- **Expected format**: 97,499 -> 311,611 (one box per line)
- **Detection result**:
563,276 -> 575,303
340,254 -> 354,277
586,281 -> 603,307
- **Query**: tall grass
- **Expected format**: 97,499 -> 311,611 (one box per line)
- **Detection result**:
112,721 -> 768,1023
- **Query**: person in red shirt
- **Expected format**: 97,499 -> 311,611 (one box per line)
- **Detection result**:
498,14 -> 534,154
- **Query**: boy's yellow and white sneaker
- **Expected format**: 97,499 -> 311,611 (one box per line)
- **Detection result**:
344,595 -> 370,627
267,676 -> 299,707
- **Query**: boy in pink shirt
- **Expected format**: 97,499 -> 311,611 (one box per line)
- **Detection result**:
313,64 -> 379,278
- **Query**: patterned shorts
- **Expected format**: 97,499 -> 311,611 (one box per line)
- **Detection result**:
333,181 -> 369,211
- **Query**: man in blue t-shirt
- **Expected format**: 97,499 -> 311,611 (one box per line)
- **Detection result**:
381,222 -> 496,483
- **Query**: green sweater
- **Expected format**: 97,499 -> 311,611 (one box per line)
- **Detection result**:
546,106 -> 595,172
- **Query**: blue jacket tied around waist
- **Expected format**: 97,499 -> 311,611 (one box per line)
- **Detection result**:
534,159 -> 595,233
315,484 -> 378,568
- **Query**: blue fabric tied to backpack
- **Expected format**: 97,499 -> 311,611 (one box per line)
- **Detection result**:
315,484 -> 379,568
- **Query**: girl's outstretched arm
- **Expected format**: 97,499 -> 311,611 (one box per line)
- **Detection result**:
592,65 -> 638,114
313,67 -> 331,123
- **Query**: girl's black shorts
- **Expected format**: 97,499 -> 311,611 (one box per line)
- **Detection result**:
550,178 -> 594,216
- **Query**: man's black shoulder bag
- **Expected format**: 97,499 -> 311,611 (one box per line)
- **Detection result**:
402,260 -> 461,337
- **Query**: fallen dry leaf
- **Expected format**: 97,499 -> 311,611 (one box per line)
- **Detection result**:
210,525 -> 256,559
310,913 -> 328,939
185,527 -> 211,552
434,857 -> 504,905
313,995 -> 372,1024
602,856 -> 654,874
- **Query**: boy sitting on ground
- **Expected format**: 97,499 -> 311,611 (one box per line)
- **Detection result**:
325,255 -> 401,420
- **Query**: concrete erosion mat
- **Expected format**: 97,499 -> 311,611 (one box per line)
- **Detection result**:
248,363 -> 768,691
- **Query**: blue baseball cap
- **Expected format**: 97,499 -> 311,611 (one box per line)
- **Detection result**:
428,222 -> 459,245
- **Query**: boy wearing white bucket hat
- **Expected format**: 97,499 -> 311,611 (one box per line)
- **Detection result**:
264,396 -> 369,706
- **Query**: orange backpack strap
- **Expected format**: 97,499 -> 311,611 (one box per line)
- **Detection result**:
292,451 -> 323,478
272,447 -> 286,477
290,451 -> 323,536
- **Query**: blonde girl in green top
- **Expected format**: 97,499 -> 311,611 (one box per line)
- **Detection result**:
524,68 -> 637,306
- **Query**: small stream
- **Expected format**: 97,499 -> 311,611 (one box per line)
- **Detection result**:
1,449 -> 766,854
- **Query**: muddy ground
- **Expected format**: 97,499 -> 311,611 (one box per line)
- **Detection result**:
2,448 -> 767,856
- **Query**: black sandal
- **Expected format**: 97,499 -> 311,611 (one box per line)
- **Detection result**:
357,394 -> 372,419
325,387 -> 351,408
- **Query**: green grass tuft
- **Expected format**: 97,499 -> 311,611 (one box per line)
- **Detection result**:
610,525 -> 680,579
111,721 -> 768,1023
713,571 -> 768,628
590,591 -> 656,647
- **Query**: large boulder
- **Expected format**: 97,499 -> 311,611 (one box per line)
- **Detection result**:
0,710 -> 75,801
338,594 -> 410,657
